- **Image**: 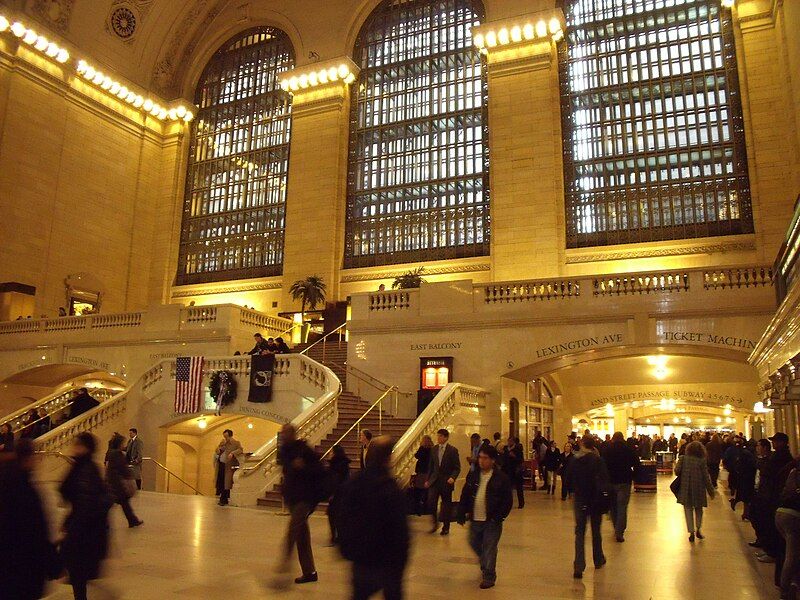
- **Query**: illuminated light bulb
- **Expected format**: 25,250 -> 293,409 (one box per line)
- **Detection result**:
298,73 -> 309,88
485,30 -> 497,47
552,28 -> 564,42
653,366 -> 668,380
497,28 -> 510,45
34,35 -> 49,51
279,79 -> 290,91
55,48 -> 69,63
337,63 -> 349,79
109,82 -> 121,95
473,32 -> 485,49
715,416 -> 722,423
11,22 -> 26,37
721,0 -> 734,7
168,108 -> 177,120
535,20 -> 548,37
84,66 -> 95,79
150,103 -> 161,115
183,110 -> 194,122
247,422 -> 254,429
157,107 -> 167,119
289,76 -> 299,91
133,95 -> 144,108
308,71 -> 318,86
116,86 -> 128,99
673,417 -> 679,423
125,91 -> 136,103
46,42 -> 59,57
76,60 -> 88,74
344,72 -> 355,84
318,69 -> 328,83
92,71 -> 104,85
23,29 -> 38,45
0,16 -> 9,32
549,17 -> 561,34
142,98 -> 154,111
724,407 -> 732,416
523,23 -> 535,40
101,76 -> 113,89
327,66 -> 338,81
176,105 -> 187,118
197,418 -> 207,429
510,25 -> 522,43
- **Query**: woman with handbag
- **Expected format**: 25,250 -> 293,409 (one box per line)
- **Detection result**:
674,441 -> 715,542
105,433 -> 143,528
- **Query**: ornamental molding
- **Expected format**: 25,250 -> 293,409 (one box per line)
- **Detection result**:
737,0 -> 783,32
28,0 -> 73,33
565,240 -> 756,264
171,281 -> 282,297
487,47 -> 553,78
340,263 -> 491,283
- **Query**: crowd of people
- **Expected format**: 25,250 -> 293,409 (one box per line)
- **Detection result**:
235,332 -> 292,356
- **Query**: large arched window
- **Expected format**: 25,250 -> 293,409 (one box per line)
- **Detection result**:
560,0 -> 753,248
176,28 -> 294,285
345,0 -> 489,269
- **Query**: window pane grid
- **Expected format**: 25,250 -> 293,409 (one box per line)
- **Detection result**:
560,0 -> 752,247
177,28 -> 294,285
345,0 -> 490,268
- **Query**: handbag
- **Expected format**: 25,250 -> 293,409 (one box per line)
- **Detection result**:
670,474 -> 681,499
122,478 -> 137,499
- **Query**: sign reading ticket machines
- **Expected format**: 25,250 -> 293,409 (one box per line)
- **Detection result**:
248,354 -> 275,403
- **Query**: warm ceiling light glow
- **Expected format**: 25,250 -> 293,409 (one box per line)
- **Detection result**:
46,42 -> 59,57
338,63 -> 349,79
673,417 -> 679,423
523,23 -> 535,40
34,35 -> 49,51
308,71 -> 318,86
183,110 -> 194,122
497,28 -> 510,45
327,66 -> 338,81
721,0 -> 735,7
22,29 -> 37,44
55,48 -> 69,63
485,30 -> 497,47
500,403 -> 508,412
647,355 -> 668,366
176,105 -> 187,118
318,69 -> 329,83
133,95 -> 144,108
142,98 -> 154,111
10,22 -> 26,37
197,418 -> 207,429
535,20 -> 548,37
101,76 -> 113,89
0,16 -> 9,32
715,416 -> 722,423
109,82 -> 121,95
473,32 -> 485,48
510,25 -> 522,43
724,407 -> 732,416
549,17 -> 561,34
653,366 -> 669,380
298,73 -> 308,88
247,421 -> 254,429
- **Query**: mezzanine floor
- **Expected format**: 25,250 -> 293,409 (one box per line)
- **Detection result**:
39,477 -> 774,600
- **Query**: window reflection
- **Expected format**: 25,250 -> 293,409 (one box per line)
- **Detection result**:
560,0 -> 753,247
177,29 -> 294,284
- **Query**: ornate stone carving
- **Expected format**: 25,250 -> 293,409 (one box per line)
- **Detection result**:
29,0 -> 73,33
565,241 -> 756,264
340,263 -> 491,283
171,281 -> 282,298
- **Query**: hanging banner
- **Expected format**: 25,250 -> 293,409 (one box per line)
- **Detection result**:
248,354 -> 275,403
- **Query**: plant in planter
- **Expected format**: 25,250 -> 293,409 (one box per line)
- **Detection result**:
289,275 -> 327,341
392,267 -> 426,289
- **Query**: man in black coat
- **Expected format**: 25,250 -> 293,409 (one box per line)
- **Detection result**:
601,431 -> 640,542
425,428 -> 461,535
0,439 -> 59,599
338,436 -> 409,600
68,387 -> 100,420
458,445 -> 513,589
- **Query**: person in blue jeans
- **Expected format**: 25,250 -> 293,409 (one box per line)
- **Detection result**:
458,445 -> 514,589
601,431 -> 641,542
565,436 -> 610,578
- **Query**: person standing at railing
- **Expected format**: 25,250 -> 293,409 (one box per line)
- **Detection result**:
0,423 -> 14,453
19,409 -> 39,439
247,332 -> 270,355
126,428 -> 144,490
274,337 -> 291,354
425,428 -> 460,535
68,388 -> 99,420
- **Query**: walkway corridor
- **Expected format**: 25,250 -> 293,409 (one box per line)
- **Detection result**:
41,477 -> 774,599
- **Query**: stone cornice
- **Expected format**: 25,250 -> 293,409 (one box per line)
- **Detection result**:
340,262 -> 490,283
565,236 -> 756,264
171,280 -> 283,298
737,0 -> 783,32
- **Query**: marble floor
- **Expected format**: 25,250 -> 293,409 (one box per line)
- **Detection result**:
39,476 -> 775,599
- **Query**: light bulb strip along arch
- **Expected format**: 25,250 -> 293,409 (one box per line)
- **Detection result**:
0,12 -> 196,123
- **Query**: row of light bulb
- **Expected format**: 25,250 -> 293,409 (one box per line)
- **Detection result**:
0,15 -> 69,63
0,14 -> 194,123
279,63 -> 356,92
77,60 -> 193,122
474,17 -> 564,51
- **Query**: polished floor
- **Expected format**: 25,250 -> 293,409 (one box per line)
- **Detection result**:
39,476 -> 775,599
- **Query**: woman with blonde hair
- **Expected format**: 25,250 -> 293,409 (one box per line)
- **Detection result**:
674,440 -> 715,542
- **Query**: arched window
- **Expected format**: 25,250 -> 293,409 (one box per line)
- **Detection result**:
345,0 -> 489,268
176,28 -> 295,285
559,0 -> 753,248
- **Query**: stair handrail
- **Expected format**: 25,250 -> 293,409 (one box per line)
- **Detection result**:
320,386 -> 397,460
143,456 -> 203,495
299,322 -> 347,362
391,383 -> 487,487
2,386 -> 119,436
35,450 -> 74,463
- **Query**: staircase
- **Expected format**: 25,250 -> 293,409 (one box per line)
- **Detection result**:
257,341 -> 416,508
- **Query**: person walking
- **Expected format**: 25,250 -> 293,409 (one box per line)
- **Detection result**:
467,432 -> 482,473
326,444 -> 350,545
425,428 -> 460,535
501,436 -> 525,508
59,432 -> 113,600
68,388 -> 100,420
276,423 -> 324,585
0,438 -> 60,599
776,463 -> 800,600
216,429 -> 243,506
34,407 -> 51,438
602,431 -> 641,542
411,435 -> 433,516
105,433 -> 143,528
674,441 -> 715,542
565,436 -> 609,579
126,427 -> 144,490
543,441 -> 562,495
732,441 -> 757,520
338,436 -> 409,600
0,423 -> 14,452
706,433 -> 723,488
457,445 -> 513,589
558,442 -> 576,501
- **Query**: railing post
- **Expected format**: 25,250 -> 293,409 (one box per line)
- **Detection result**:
379,397 -> 383,435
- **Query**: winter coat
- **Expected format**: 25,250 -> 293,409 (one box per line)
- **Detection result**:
278,439 -> 324,506
105,449 -> 134,502
674,455 -> 715,508
457,466 -> 514,523
603,441 -> 641,485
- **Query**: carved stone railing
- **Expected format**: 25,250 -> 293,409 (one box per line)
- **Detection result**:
238,308 -> 293,335
369,291 -> 414,311
593,272 -> 689,296
392,383 -> 487,487
182,306 -> 218,324
704,266 -> 774,290
1,386 -> 118,435
481,279 -> 580,303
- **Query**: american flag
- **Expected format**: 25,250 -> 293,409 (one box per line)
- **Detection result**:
175,356 -> 204,414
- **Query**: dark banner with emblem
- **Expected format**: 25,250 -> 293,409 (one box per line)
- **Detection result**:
248,354 -> 275,403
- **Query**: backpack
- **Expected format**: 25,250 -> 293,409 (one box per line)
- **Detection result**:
590,456 -> 613,514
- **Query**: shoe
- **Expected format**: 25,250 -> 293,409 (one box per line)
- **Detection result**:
689,533 -> 695,543
573,571 -> 583,579
479,581 -> 495,589
749,541 -> 763,548
429,524 -> 439,534
440,528 -> 450,536
128,520 -> 144,528
595,558 -> 607,569
615,535 -> 624,543
294,572 -> 318,584
730,498 -> 737,511
696,530 -> 704,540
756,554 -> 776,564
218,501 -> 228,506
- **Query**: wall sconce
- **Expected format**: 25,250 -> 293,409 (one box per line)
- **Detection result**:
472,11 -> 564,54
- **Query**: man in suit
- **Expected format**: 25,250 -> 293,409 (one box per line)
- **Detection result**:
126,427 -> 144,490
359,429 -> 373,470
425,428 -> 460,535
68,388 -> 100,420
217,429 -> 243,506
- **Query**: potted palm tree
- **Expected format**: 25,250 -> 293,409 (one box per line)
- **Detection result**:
289,275 -> 327,342
392,267 -> 426,289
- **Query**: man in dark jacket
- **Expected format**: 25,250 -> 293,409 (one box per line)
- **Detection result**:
705,434 -> 724,488
247,332 -> 270,355
425,428 -> 460,535
276,423 -> 324,585
338,436 -> 409,600
458,445 -> 513,589
565,436 -> 610,579
68,388 -> 100,420
602,431 -> 640,542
